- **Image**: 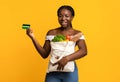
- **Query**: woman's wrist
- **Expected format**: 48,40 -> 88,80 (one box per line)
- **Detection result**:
65,56 -> 70,62
31,36 -> 36,42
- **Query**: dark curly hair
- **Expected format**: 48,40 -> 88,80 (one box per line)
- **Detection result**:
57,5 -> 75,17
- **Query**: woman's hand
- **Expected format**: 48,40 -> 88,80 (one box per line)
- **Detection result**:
26,28 -> 35,39
53,56 -> 69,70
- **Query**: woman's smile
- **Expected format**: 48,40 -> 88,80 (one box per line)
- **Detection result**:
58,9 -> 73,28
61,21 -> 68,26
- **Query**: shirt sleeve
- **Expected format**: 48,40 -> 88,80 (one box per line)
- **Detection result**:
45,35 -> 54,41
79,35 -> 85,40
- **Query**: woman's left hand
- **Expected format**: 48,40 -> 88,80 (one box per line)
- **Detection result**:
53,57 -> 69,70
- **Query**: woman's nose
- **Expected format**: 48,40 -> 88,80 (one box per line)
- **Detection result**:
61,16 -> 66,20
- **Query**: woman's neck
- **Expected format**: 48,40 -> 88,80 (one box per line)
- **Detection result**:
60,26 -> 72,31
60,23 -> 73,31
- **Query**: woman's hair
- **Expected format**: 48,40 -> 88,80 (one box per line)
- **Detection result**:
57,5 -> 75,17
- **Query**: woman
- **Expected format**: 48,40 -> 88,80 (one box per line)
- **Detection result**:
26,5 -> 87,82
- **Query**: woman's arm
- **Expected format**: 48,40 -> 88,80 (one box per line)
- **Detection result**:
66,39 -> 87,61
26,28 -> 51,59
53,35 -> 87,70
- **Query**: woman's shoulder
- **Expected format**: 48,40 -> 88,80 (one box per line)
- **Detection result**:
72,29 -> 85,40
73,29 -> 82,35
46,27 -> 60,35
45,28 -> 60,41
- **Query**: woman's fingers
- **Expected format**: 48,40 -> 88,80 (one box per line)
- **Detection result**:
57,63 -> 64,70
53,62 -> 65,70
26,28 -> 35,38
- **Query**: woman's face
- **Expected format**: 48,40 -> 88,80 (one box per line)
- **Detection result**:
58,9 -> 73,28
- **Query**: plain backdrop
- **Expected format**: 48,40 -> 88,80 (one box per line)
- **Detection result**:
0,0 -> 120,82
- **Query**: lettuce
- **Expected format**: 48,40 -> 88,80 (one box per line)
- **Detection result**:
52,34 -> 66,42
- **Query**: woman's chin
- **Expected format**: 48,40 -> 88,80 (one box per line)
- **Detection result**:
61,25 -> 68,28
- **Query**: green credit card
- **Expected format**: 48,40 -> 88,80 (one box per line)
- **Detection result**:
22,24 -> 30,29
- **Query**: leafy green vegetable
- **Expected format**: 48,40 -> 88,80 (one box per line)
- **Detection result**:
52,34 -> 66,42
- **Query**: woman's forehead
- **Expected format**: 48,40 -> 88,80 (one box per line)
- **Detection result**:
59,9 -> 72,15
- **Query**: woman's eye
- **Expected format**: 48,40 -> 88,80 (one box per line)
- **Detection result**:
65,14 -> 70,17
58,15 -> 62,17
66,15 -> 69,17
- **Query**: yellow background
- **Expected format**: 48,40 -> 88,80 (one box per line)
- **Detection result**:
0,0 -> 120,82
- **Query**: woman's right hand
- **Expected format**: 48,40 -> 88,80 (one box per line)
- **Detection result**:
26,28 -> 35,39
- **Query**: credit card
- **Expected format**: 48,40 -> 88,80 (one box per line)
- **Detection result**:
22,24 -> 30,29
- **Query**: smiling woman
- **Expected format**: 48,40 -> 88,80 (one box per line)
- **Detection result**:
26,5 -> 87,82
0,0 -> 120,82
57,5 -> 75,28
